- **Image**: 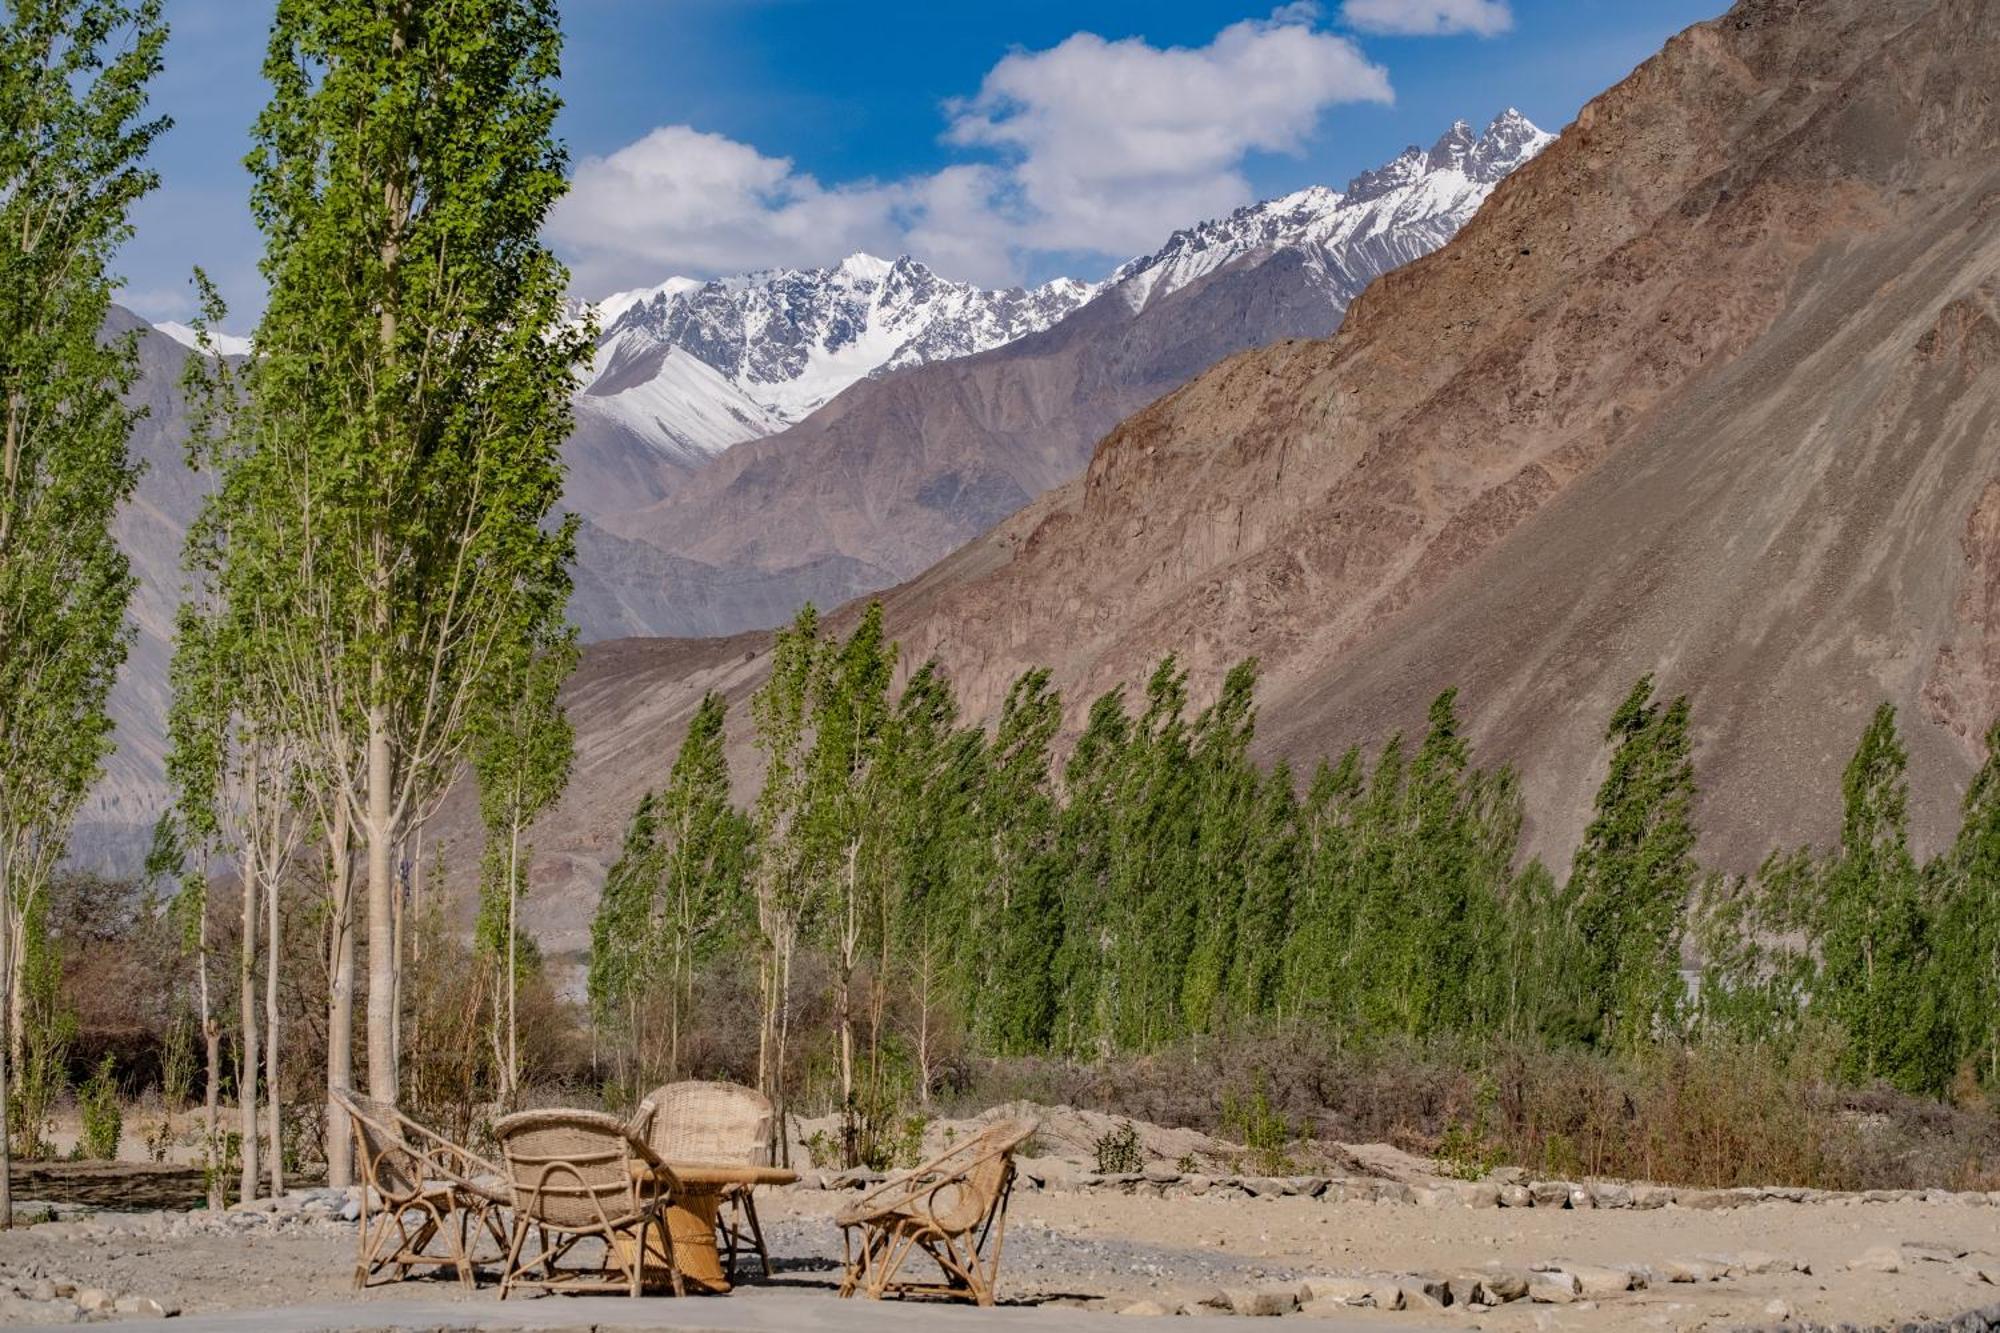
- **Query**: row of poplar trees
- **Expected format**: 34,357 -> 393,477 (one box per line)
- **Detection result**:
591,605 -> 2000,1167
0,0 -> 595,1222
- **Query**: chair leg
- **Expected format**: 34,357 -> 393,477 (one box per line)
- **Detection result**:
743,1193 -> 772,1278
498,1211 -> 530,1300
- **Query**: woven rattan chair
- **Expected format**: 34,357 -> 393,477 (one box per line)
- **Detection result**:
836,1117 -> 1036,1306
334,1087 -> 509,1290
492,1106 -> 682,1298
639,1081 -> 775,1279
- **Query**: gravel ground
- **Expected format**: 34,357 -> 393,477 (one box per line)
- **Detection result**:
0,1179 -> 1993,1327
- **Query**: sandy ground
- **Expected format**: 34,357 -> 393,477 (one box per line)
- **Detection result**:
0,1179 -> 1993,1329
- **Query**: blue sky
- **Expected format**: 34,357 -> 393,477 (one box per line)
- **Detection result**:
122,0 -> 1725,324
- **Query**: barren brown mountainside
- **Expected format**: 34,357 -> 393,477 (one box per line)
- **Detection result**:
443,0 -> 2000,961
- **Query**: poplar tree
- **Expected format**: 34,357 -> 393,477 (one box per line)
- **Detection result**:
1049,689 -> 1130,1059
1567,678 -> 1698,1051
1279,749 -> 1362,1021
0,0 -> 167,1224
1942,721 -> 2000,1084
750,605 -> 820,1134
979,670 -> 1062,1053
1818,705 -> 1942,1092
472,629 -> 577,1103
1181,661 -> 1258,1034
1225,759 -> 1299,1021
226,0 -> 586,1108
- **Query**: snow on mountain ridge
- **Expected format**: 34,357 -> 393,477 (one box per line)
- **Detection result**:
580,255 -> 1099,434
572,109 -> 1550,470
1108,109 -> 1552,311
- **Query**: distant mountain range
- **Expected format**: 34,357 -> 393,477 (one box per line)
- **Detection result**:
562,109 -> 1553,640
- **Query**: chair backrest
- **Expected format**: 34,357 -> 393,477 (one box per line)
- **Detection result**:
928,1118 -> 1035,1235
839,1117 -> 1036,1237
335,1087 -> 422,1199
640,1081 -> 772,1167
493,1108 -> 645,1232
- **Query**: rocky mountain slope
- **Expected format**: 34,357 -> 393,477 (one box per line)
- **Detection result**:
472,0 -> 2000,959
577,112 -> 1551,639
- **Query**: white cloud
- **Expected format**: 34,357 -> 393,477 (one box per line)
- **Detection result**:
550,8 -> 1391,296
1339,0 -> 1513,37
548,126 -> 910,294
944,9 -> 1391,259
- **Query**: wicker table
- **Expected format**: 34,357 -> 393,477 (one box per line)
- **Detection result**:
628,1162 -> 796,1293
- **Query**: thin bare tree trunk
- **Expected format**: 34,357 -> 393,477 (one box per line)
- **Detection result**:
325,804 -> 355,1185
365,707 -> 397,1103
200,900 -> 221,1210
239,861 -> 261,1203
0,868 -> 13,1228
265,856 -> 283,1197
504,819 -> 519,1103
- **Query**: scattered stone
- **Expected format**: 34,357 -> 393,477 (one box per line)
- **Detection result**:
1446,1274 -> 1488,1307
1590,1182 -> 1633,1209
1462,1181 -> 1501,1209
1119,1299 -> 1171,1316
1661,1258 -> 1729,1283
1528,1271 -> 1581,1304
1400,1282 -> 1445,1312
1210,1286 -> 1297,1316
1141,1161 -> 1181,1184
1529,1181 -> 1571,1208
76,1287 -> 113,1312
1299,1277 -> 1375,1306
1368,1282 -> 1406,1311
1631,1186 -> 1674,1209
1564,1263 -> 1636,1296
1906,1240 -> 1968,1264
116,1294 -> 180,1317
1567,1185 -> 1596,1210
1479,1269 -> 1530,1302
1498,1183 -> 1532,1208
1850,1244 -> 1905,1273
1765,1298 -> 1795,1320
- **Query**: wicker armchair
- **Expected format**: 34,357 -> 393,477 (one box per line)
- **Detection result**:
333,1087 -> 509,1290
836,1118 -> 1037,1306
492,1106 -> 682,1298
639,1080 -> 775,1279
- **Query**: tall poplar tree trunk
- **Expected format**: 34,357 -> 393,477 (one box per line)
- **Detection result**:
265,859 -> 282,1197
365,706 -> 398,1103
503,819 -> 520,1102
200,907 -> 221,1210
0,870 -> 13,1229
239,862 -> 260,1203
325,804 -> 355,1185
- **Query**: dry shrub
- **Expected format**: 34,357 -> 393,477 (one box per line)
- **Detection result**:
954,1025 -> 2000,1191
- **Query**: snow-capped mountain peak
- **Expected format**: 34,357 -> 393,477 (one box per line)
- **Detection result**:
1109,109 -> 1552,310
570,110 -> 1551,469
152,320 -> 253,358
576,255 -> 1099,451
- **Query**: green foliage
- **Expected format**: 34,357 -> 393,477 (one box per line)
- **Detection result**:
1435,1078 -> 1502,1181
10,901 -> 73,1160
0,2 -> 166,1148
160,1013 -> 197,1113
1567,677 -> 1698,1051
1813,705 -> 1946,1093
77,1056 -> 122,1161
1940,721 -> 2000,1085
1092,1120 -> 1143,1174
1222,1079 -> 1295,1176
